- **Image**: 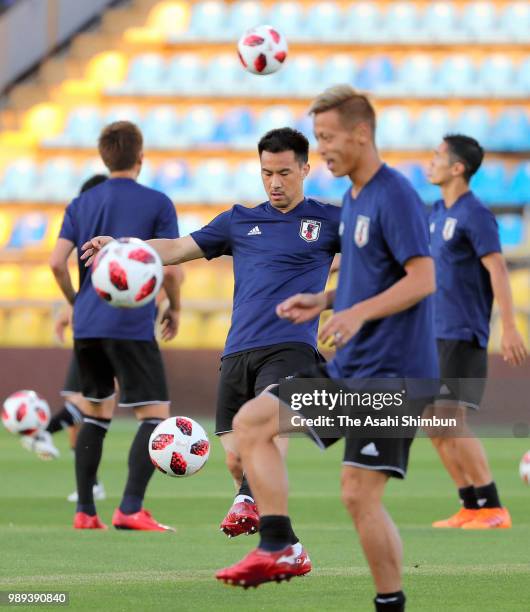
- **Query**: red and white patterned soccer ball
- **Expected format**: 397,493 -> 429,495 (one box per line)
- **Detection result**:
237,25 -> 288,75
149,417 -> 210,477
91,238 -> 163,308
2,390 -> 50,435
519,451 -> 530,485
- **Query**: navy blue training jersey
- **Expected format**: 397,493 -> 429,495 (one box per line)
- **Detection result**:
327,164 -> 438,379
59,178 -> 179,341
430,191 -> 501,347
191,198 -> 341,357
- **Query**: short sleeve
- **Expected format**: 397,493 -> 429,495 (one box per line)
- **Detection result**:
59,203 -> 76,243
466,206 -> 502,258
154,196 -> 179,239
190,210 -> 232,260
380,186 -> 430,266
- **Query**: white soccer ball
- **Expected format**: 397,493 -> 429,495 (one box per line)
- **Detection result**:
519,450 -> 530,485
149,416 -> 210,477
237,25 -> 288,75
91,238 -> 163,308
2,390 -> 50,435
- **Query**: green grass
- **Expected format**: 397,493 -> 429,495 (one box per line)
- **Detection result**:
1,421 -> 529,611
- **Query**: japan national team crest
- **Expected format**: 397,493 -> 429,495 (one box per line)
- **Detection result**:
354,215 -> 370,247
442,217 -> 458,241
299,219 -> 321,243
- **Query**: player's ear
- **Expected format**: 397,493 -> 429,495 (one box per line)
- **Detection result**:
302,163 -> 310,179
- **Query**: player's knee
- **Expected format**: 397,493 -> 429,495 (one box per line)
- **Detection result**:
341,472 -> 382,516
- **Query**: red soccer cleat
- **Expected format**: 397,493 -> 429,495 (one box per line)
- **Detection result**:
216,544 -> 310,588
73,512 -> 108,530
220,501 -> 259,538
112,508 -> 175,532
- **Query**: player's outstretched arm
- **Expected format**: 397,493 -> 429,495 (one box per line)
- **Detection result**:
481,252 -> 527,366
276,290 -> 334,324
320,256 -> 435,347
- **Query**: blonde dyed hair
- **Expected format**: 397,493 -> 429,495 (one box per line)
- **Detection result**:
309,85 -> 376,133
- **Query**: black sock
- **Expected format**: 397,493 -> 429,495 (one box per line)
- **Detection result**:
374,591 -> 406,611
119,419 -> 162,515
238,474 -> 253,500
475,481 -> 502,508
47,401 -> 84,434
71,447 -> 98,486
458,485 -> 479,509
75,417 -> 110,515
258,515 -> 293,552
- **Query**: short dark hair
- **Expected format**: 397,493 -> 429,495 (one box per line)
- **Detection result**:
258,127 -> 309,165
98,121 -> 143,172
443,134 -> 484,182
80,174 -> 108,194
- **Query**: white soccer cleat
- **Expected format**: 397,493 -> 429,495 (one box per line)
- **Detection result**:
67,482 -> 106,503
20,431 -> 60,460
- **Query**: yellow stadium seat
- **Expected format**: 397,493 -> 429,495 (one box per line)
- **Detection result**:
0,211 -> 13,248
181,266 -> 219,301
0,309 -> 6,343
22,103 -> 64,140
3,308 -> 51,347
218,270 -> 234,301
164,311 -> 202,348
510,271 -> 530,308
147,1 -> 190,36
0,265 -> 22,299
86,52 -> 128,88
201,312 -> 231,349
43,212 -> 66,250
22,265 -> 62,300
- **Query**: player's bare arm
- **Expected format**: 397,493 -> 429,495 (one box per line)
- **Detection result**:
481,252 -> 527,366
81,235 -> 204,266
50,238 -> 77,305
159,265 -> 183,341
320,256 -> 435,347
276,289 -> 335,324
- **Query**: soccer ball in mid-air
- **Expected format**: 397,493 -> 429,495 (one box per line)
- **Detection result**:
149,416 -> 210,477
237,25 -> 288,75
91,238 -> 163,308
519,451 -> 530,484
2,390 -> 50,435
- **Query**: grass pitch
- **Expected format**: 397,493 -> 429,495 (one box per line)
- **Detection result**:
1,420 -> 529,611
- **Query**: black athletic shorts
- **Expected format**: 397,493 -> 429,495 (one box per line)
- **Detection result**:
61,355 -> 82,396
74,338 -> 169,408
267,363 -> 430,479
215,342 -> 322,435
436,338 -> 488,409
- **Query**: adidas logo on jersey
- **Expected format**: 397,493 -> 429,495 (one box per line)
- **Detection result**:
247,226 -> 262,236
360,442 -> 379,457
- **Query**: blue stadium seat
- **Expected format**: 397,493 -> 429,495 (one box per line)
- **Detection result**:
342,2 -> 384,42
227,0 -> 265,36
214,108 -> 255,147
137,159 -> 155,188
497,214 -> 524,248
436,55 -> 477,96
471,162 -> 509,204
516,57 -> 530,95
384,2 -> 423,42
376,107 -> 414,150
234,160 -> 265,202
320,55 -> 357,89
152,161 -> 194,203
478,55 -> 516,96
356,56 -> 395,91
143,106 -> 180,149
387,54 -> 434,96
396,163 -> 440,204
279,56 -> 320,97
294,113 -> 316,147
489,109 -> 530,151
500,2 -> 530,42
7,213 -> 48,248
187,0 -> 229,40
305,165 -> 349,202
509,162 -> 530,204
166,54 -> 204,95
78,159 -> 107,185
45,106 -> 102,148
178,213 -> 205,236
105,106 -> 143,129
423,2 -> 464,42
453,107 -> 492,144
267,2 -> 306,40
173,106 -> 217,147
0,159 -> 39,201
37,158 -> 79,202
462,2 -> 500,41
203,54 -> 241,95
122,54 -> 166,94
193,160 -> 231,203
305,2 -> 341,40
414,107 -> 452,148
255,106 -> 295,137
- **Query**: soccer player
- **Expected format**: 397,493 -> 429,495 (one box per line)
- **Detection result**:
50,121 -> 182,530
82,127 -> 341,559
427,135 -> 526,529
211,86 -> 438,612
